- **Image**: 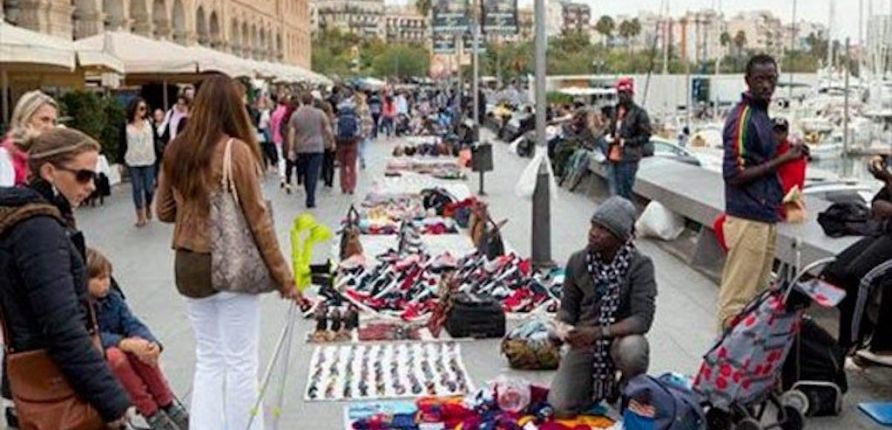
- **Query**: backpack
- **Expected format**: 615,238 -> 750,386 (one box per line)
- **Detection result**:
337,106 -> 360,141
817,202 -> 888,237
622,373 -> 706,430
781,317 -> 847,416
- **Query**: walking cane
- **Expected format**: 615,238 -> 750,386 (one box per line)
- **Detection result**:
246,302 -> 297,430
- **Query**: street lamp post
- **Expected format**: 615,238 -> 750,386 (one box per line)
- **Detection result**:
531,0 -> 552,269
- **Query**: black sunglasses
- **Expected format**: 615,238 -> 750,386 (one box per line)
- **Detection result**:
56,166 -> 96,184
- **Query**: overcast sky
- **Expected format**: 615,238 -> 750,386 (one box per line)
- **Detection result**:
392,0 -> 892,44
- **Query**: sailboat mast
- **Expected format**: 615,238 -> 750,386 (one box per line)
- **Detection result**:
827,0 -> 835,68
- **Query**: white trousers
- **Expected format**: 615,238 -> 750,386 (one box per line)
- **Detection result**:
187,292 -> 264,430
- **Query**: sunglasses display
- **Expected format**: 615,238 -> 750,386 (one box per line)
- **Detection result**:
304,342 -> 471,401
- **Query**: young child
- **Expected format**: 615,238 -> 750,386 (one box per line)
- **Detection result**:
86,248 -> 189,430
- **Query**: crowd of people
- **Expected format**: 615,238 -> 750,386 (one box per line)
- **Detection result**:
0,53 -> 888,429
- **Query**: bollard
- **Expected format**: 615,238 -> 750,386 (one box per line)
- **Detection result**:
531,160 -> 553,270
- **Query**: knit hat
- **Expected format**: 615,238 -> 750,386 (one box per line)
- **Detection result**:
591,196 -> 637,240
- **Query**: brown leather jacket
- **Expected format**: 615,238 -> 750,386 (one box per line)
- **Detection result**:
156,137 -> 293,292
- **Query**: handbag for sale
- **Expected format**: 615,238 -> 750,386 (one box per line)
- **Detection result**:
1,305 -> 106,430
209,138 -> 278,294
445,293 -> 506,339
340,205 -> 364,261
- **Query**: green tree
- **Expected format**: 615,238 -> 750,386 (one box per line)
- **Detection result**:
617,19 -> 641,52
720,31 -> 731,58
371,44 -> 430,78
595,15 -> 615,45
733,30 -> 747,59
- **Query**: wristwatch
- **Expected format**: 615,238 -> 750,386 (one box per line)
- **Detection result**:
600,325 -> 611,339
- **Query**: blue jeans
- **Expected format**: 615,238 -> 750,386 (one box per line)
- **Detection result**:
380,117 -> 394,137
297,152 -> 323,207
129,165 -> 155,210
606,162 -> 639,200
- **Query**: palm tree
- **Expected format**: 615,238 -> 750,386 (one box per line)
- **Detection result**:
720,31 -> 731,55
618,20 -> 633,52
733,30 -> 747,59
595,15 -> 615,46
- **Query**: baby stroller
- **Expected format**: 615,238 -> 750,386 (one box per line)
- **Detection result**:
694,244 -> 845,430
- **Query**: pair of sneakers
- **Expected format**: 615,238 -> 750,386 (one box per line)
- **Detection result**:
145,402 -> 189,430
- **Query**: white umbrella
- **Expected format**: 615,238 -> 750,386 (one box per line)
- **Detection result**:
75,31 -> 197,75
0,21 -> 76,70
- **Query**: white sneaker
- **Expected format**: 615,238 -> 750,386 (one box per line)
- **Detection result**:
856,349 -> 892,367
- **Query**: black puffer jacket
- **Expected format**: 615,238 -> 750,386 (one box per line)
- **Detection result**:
608,102 -> 652,163
0,183 -> 130,422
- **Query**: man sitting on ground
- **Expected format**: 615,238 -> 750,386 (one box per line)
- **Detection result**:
549,197 -> 657,416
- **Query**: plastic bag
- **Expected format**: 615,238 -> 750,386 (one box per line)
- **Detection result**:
514,151 -> 558,200
635,201 -> 685,241
494,377 -> 531,413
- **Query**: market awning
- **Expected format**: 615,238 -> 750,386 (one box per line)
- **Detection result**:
75,31 -> 197,75
186,45 -> 256,78
1,22 -> 76,70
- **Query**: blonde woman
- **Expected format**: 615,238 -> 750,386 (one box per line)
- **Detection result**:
355,92 -> 375,170
0,91 -> 59,187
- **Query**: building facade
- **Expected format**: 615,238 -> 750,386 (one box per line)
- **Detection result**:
726,10 -> 785,58
560,1 -> 589,34
1,0 -> 311,67
383,5 -> 427,45
310,0 -> 384,39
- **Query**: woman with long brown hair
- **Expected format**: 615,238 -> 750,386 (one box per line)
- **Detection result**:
156,74 -> 299,430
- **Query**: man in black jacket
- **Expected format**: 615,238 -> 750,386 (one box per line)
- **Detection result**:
606,78 -> 651,199
548,197 -> 657,416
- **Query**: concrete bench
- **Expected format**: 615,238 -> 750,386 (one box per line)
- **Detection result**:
586,157 -> 859,272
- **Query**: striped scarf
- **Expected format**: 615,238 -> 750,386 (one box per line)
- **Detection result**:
586,240 -> 635,402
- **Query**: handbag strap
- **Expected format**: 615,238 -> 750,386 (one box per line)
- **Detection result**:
220,138 -> 238,203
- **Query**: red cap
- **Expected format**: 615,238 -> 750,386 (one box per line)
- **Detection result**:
616,77 -> 634,93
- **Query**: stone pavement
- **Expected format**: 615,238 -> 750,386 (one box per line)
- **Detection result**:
68,133 -> 890,430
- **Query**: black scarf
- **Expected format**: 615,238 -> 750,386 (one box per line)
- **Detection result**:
586,240 -> 635,402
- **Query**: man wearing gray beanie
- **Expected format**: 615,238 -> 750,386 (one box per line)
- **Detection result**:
549,196 -> 657,415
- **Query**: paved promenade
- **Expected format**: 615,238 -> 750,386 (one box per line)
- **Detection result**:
68,134 -> 891,429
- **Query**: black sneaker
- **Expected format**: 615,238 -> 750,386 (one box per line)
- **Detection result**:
146,411 -> 178,430
6,406 -> 18,429
163,403 -> 189,430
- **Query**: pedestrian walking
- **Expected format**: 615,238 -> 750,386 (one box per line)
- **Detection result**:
368,91 -> 382,139
119,97 -> 157,228
0,90 -> 58,187
355,93 -> 374,170
257,96 -> 278,173
156,74 -> 300,430
605,78 -> 651,200
279,98 -> 299,194
717,54 -> 806,329
334,95 -> 361,194
318,100 -> 336,188
0,128 -> 130,429
158,95 -> 189,144
287,92 -> 333,208
381,95 -> 397,138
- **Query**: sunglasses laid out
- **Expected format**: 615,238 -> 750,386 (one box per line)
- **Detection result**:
56,166 -> 96,183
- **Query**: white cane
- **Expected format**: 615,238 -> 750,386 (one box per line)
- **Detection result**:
246,303 -> 296,430
270,301 -> 298,430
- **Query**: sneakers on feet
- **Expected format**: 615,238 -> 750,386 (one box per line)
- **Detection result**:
146,411 -> 179,430
163,402 -> 189,430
